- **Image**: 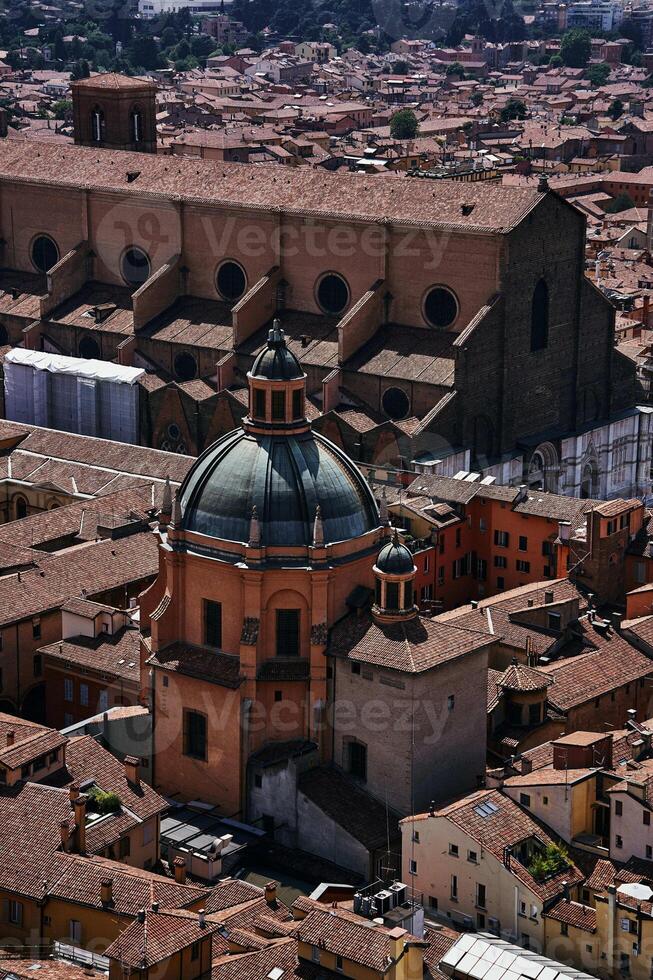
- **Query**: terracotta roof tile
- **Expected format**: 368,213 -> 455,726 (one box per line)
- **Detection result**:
329,611 -> 491,674
147,642 -> 243,688
105,909 -> 219,967
407,789 -> 584,902
40,626 -> 141,683
0,531 -> 158,626
298,766 -> 401,849
546,898 -> 597,932
295,907 -> 405,971
0,142 -> 543,233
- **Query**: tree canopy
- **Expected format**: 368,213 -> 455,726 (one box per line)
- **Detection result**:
560,28 -> 591,68
390,108 -> 419,139
500,97 -> 527,122
586,61 -> 610,86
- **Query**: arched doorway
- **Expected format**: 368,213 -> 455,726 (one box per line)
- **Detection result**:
14,495 -> 28,521
581,460 -> 599,499
21,683 -> 45,723
528,442 -> 559,492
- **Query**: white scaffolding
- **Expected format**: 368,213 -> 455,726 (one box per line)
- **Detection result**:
4,348 -> 145,444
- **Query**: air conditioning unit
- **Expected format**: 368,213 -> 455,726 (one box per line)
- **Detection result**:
389,882 -> 407,907
374,891 -> 393,915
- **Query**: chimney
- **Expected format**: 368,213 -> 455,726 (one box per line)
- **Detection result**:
562,880 -> 570,901
73,793 -> 87,854
471,600 -> 478,609
611,612 -> 622,632
69,782 -> 80,802
173,856 -> 187,885
265,881 -> 277,906
124,755 -> 140,785
59,819 -> 71,851
137,909 -> 146,924
199,908 -> 206,929
628,707 -> 637,723
6,730 -> 14,747
151,901 -> 159,913
100,878 -> 113,905
544,590 -> 554,604
521,757 -> 533,774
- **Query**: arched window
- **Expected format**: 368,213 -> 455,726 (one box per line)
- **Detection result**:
423,285 -> 458,329
531,279 -> 549,352
216,261 -> 247,302
91,106 -> 105,143
174,351 -> 197,382
130,107 -> 143,143
79,335 -> 100,360
15,496 -> 28,520
31,235 -> 59,274
316,273 -> 349,315
121,246 -> 151,288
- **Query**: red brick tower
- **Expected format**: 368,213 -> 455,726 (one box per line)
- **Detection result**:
71,72 -> 157,153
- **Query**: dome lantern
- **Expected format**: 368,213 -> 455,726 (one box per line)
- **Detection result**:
175,328 -> 380,556
373,529 -> 417,623
246,319 -> 308,433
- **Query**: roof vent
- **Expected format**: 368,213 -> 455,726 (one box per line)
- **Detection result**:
126,170 -> 141,183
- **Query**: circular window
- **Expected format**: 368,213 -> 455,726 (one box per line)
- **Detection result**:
316,273 -> 349,315
216,261 -> 247,302
31,235 -> 59,273
79,335 -> 100,360
174,351 -> 197,382
121,246 -> 151,288
423,286 -> 458,329
382,386 -> 410,421
168,422 -> 181,441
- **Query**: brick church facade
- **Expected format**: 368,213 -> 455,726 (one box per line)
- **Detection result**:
0,123 -> 648,500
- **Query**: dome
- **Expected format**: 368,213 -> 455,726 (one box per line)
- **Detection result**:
251,323 -> 303,381
376,535 -> 415,575
179,428 -> 379,549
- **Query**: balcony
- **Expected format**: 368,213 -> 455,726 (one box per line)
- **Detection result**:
572,832 -> 609,856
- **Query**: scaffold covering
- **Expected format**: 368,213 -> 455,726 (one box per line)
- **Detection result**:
4,348 -> 144,444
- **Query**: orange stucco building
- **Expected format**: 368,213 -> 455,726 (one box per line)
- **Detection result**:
141,323 -> 386,816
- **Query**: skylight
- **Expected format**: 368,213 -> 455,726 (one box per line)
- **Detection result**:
473,801 -> 499,818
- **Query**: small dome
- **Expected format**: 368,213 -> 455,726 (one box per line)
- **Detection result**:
376,534 -> 415,575
251,322 -> 303,381
179,428 -> 379,549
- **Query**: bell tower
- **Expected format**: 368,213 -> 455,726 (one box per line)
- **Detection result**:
71,73 -> 158,153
